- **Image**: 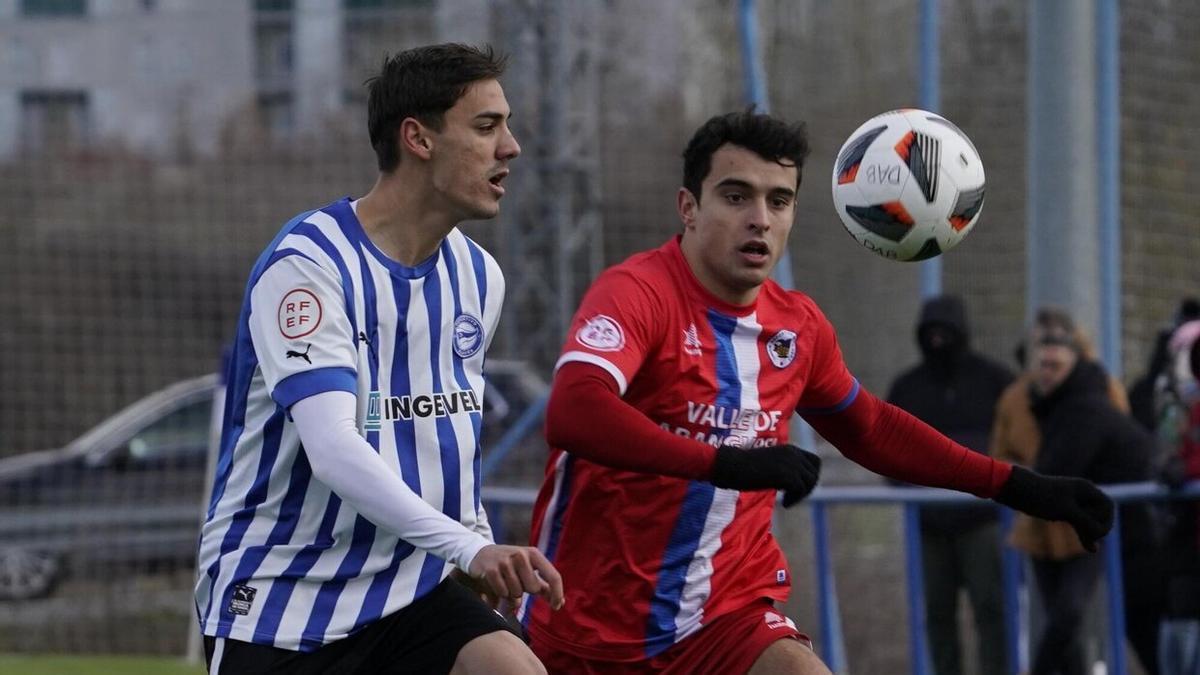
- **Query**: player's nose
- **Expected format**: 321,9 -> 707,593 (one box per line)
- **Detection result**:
747,199 -> 771,231
498,128 -> 521,160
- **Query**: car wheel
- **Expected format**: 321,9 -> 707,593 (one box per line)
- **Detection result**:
0,546 -> 61,601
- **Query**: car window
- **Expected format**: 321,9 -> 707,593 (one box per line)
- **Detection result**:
126,397 -> 214,463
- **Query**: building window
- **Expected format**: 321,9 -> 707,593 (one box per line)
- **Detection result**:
20,0 -> 87,16
344,0 -> 433,8
256,0 -> 294,11
20,91 -> 90,153
343,0 -> 435,105
255,19 -> 294,91
258,92 -> 294,141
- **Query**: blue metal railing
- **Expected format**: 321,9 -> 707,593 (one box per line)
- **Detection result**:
481,480 -> 1200,674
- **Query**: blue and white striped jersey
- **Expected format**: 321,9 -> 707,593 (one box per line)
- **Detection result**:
195,197 -> 504,651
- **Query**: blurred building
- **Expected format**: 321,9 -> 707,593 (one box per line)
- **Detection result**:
0,0 -> 255,158
0,0 -> 464,158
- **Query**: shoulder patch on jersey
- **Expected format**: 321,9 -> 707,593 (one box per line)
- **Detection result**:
453,314 -> 485,358
767,329 -> 798,368
576,315 -> 626,352
278,289 -> 322,339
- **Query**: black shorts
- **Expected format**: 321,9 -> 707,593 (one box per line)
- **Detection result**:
204,576 -> 518,674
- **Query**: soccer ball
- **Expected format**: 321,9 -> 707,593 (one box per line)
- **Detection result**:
830,109 -> 985,261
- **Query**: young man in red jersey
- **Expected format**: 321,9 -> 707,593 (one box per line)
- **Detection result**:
519,110 -> 1114,674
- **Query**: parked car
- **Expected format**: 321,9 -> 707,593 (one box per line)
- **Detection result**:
0,360 -> 547,601
0,374 -> 219,601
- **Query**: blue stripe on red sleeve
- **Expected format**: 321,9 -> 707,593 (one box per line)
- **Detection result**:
796,378 -> 860,416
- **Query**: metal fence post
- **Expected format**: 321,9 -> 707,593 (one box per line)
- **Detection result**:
903,503 -> 931,675
811,501 -> 847,673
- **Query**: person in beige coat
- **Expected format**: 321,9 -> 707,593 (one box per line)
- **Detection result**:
991,320 -> 1128,560
991,307 -> 1163,675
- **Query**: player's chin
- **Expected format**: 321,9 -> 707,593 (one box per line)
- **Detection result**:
735,265 -> 773,286
464,200 -> 501,221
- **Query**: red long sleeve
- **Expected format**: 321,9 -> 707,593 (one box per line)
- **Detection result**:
545,361 -> 719,480
804,386 -> 1012,498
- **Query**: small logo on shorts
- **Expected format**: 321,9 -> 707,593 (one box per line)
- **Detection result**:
576,315 -> 625,351
228,584 -> 257,616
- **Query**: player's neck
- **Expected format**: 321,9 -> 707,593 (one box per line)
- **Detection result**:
678,239 -> 762,309
356,173 -> 456,267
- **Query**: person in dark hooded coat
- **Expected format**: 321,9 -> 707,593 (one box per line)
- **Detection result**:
1022,308 -> 1161,675
887,295 -> 1015,675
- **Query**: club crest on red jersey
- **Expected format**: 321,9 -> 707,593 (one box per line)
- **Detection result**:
576,315 -> 625,351
767,330 -> 797,368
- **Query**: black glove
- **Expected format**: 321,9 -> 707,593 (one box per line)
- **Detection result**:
993,465 -> 1115,552
710,443 -> 821,508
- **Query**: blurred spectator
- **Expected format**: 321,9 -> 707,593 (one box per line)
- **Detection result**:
991,307 -> 1162,675
1158,319 -> 1200,675
887,295 -> 1013,675
1130,298 -> 1200,432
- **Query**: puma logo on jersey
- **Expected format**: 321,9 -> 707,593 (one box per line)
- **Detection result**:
286,343 -> 312,364
358,331 -> 377,359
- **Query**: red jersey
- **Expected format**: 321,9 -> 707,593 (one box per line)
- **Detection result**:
520,237 -> 859,661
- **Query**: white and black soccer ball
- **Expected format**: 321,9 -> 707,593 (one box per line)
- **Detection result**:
830,109 -> 985,262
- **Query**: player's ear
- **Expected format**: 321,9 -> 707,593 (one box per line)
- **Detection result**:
400,118 -> 433,160
677,187 -> 699,229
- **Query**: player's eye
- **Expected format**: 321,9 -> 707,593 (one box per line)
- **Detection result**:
771,196 -> 792,208
724,193 -> 745,204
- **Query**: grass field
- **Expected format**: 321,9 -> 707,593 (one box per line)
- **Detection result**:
0,655 -> 206,675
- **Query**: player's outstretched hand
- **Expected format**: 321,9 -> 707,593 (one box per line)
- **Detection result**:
993,465 -> 1115,552
710,443 -> 821,507
468,544 -> 565,610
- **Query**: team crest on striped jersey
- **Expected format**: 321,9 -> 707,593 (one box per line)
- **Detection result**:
766,330 -> 797,368
453,314 -> 484,358
576,315 -> 625,351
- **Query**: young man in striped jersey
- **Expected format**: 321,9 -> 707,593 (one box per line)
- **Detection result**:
520,110 -> 1114,674
195,44 -> 562,675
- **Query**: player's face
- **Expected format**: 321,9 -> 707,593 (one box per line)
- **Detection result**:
428,79 -> 521,221
677,144 -> 797,305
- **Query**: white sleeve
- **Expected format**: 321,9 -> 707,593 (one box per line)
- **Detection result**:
249,254 -> 358,409
291,390 -> 491,570
473,504 -> 495,542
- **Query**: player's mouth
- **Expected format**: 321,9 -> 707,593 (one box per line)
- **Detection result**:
488,170 -> 509,197
738,240 -> 770,266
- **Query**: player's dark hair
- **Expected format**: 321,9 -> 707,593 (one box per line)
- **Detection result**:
366,43 -> 508,172
682,109 -> 811,203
